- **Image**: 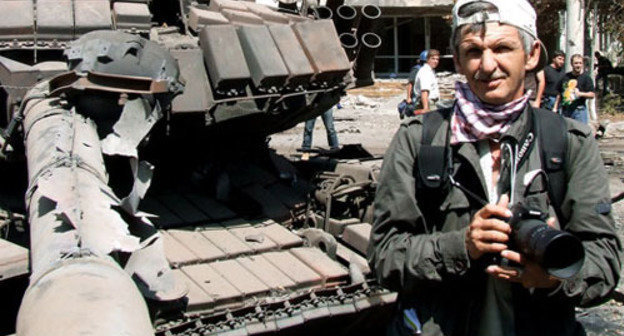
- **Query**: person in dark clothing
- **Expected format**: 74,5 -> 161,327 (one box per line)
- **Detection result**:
301,107 -> 339,150
542,50 -> 565,111
369,1 -> 622,336
524,69 -> 544,107
554,54 -> 595,124
406,50 -> 429,106
595,51 -> 613,94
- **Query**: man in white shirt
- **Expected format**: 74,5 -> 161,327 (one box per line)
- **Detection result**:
413,49 -> 441,112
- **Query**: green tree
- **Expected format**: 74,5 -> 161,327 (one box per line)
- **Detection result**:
529,0 -> 566,36
529,0 -> 623,45
592,0 -> 623,45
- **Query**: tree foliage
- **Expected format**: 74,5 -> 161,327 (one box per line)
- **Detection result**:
592,0 -> 624,45
529,0 -> 624,45
529,0 -> 566,36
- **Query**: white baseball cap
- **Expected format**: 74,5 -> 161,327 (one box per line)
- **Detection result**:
452,0 -> 548,70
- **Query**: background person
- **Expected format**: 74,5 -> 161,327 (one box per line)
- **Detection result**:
412,49 -> 441,113
524,69 -> 545,107
542,50 -> 565,111
406,50 -> 428,106
300,107 -> 339,151
595,51 -> 613,94
369,1 -> 622,336
554,54 -> 595,124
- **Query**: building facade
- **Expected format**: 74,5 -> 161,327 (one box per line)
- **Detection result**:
346,0 -> 454,77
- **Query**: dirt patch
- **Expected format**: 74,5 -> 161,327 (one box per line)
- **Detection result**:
599,112 -> 624,123
348,80 -> 406,98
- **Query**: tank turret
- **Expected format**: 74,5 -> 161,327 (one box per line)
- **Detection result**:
0,1 -> 393,335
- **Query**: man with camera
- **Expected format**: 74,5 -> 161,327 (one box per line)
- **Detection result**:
368,1 -> 622,335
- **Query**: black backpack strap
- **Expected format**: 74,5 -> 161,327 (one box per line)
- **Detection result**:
416,109 -> 453,190
532,107 -> 568,225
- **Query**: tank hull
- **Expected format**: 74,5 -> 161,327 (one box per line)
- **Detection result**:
0,1 -> 392,335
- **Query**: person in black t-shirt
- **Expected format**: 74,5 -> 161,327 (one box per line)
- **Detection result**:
524,70 -> 545,107
542,50 -> 565,111
554,54 -> 595,124
595,51 -> 613,94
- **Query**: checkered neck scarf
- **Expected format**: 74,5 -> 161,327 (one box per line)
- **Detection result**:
451,82 -> 531,144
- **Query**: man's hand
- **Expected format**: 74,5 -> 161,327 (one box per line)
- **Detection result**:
421,90 -> 430,112
406,83 -> 414,105
486,251 -> 560,289
531,100 -> 541,108
553,95 -> 561,113
485,218 -> 561,289
573,88 -> 581,97
465,195 -> 512,260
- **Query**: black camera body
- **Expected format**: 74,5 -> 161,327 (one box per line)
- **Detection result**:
506,203 -> 585,280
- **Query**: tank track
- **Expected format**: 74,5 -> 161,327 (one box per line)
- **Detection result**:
157,282 -> 395,335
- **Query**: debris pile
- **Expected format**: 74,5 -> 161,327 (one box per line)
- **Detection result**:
437,71 -> 466,99
603,121 -> 624,138
340,94 -> 380,109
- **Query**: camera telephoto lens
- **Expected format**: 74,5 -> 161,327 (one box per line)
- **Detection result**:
509,204 -> 585,279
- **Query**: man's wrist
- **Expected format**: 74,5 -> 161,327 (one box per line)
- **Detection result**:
441,228 -> 471,274
578,91 -> 591,98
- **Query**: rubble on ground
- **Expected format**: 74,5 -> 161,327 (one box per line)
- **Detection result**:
603,151 -> 624,167
342,95 -> 380,109
437,71 -> 466,99
603,121 -> 624,138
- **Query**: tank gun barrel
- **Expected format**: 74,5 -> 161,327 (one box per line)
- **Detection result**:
353,32 -> 382,87
278,0 -> 298,13
313,6 -> 333,20
355,5 -> 381,41
339,32 -> 359,61
334,5 -> 357,35
15,84 -> 153,336
325,0 -> 345,14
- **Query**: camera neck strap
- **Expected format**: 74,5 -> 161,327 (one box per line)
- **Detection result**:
531,107 -> 569,225
416,108 -> 453,190
415,105 -> 569,227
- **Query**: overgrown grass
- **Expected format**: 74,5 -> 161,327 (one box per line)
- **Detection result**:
600,93 -> 624,116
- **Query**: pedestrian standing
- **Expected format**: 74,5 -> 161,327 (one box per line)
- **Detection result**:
406,50 -> 428,107
595,51 -> 613,95
412,49 -> 441,113
542,50 -> 565,111
524,69 -> 545,108
301,107 -> 339,151
554,54 -> 595,124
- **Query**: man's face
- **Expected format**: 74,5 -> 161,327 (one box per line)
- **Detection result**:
453,22 -> 540,105
428,55 -> 440,69
553,55 -> 564,69
571,57 -> 584,75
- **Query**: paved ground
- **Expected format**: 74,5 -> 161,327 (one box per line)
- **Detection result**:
269,80 -> 624,335
269,89 -> 402,157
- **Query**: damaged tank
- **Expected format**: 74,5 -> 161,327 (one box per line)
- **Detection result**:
0,0 -> 395,335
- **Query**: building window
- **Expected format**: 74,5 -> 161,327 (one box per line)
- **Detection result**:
373,15 -> 452,76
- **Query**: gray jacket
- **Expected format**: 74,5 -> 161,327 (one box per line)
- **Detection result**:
368,106 -> 622,336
